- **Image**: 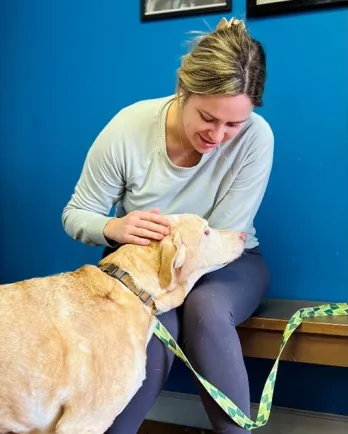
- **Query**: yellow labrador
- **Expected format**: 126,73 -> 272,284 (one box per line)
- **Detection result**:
0,214 -> 246,434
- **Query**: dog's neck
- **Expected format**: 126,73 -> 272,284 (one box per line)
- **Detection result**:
98,262 -> 158,314
97,241 -> 188,315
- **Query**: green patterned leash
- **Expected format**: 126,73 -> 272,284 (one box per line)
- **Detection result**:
154,302 -> 348,430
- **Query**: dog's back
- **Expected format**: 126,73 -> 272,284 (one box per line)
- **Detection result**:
0,266 -> 152,434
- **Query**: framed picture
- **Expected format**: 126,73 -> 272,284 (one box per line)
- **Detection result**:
141,0 -> 232,22
247,0 -> 348,17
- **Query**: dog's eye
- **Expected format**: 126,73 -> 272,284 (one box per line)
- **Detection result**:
204,228 -> 210,236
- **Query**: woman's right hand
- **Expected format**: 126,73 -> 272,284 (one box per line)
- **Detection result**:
103,208 -> 171,246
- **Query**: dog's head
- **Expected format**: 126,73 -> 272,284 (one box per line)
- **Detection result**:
151,214 -> 246,313
101,213 -> 246,314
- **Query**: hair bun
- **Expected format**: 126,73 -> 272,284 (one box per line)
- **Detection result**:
216,17 -> 246,31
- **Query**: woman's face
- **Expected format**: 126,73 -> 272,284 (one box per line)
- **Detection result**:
180,93 -> 254,154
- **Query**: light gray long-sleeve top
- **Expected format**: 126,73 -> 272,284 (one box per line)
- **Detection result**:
62,95 -> 274,249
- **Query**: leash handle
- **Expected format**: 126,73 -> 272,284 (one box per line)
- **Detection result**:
154,302 -> 348,430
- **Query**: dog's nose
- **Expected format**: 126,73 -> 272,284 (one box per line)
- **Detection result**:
240,232 -> 246,242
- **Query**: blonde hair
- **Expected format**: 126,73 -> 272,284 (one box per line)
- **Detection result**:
176,17 -> 266,107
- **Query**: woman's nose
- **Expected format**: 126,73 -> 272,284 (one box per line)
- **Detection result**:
208,126 -> 225,144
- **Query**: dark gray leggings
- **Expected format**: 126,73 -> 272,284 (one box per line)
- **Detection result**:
104,246 -> 270,433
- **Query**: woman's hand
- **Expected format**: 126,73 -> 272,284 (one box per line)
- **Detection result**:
103,208 -> 171,246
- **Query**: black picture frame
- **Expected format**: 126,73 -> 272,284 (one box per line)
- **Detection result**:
141,1 -> 232,22
247,0 -> 348,18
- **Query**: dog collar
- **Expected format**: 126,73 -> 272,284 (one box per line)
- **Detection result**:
97,263 -> 157,315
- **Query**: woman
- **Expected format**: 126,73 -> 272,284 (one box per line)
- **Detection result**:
62,17 -> 274,434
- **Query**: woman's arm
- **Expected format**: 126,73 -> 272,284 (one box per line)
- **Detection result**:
62,126 -> 126,247
61,113 -> 170,248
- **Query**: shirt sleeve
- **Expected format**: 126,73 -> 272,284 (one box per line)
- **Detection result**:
208,126 -> 274,235
61,123 -> 126,247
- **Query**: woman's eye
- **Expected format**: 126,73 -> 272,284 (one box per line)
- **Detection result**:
204,228 -> 210,236
200,113 -> 213,123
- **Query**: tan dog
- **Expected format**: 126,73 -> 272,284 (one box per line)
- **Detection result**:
0,214 -> 246,434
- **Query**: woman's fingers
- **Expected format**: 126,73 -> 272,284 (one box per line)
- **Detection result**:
125,234 -> 151,246
138,210 -> 171,228
138,219 -> 170,236
120,209 -> 171,246
132,227 -> 166,241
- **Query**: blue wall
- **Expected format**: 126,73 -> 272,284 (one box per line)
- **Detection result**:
1,0 -> 347,417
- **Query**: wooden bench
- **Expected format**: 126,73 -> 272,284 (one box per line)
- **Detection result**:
237,298 -> 348,367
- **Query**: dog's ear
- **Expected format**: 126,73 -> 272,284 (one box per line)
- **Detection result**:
158,234 -> 186,290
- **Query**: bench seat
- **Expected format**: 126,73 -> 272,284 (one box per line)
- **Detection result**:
237,298 -> 348,367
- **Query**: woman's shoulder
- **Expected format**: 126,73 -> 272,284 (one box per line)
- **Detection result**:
246,111 -> 274,145
92,94 -> 173,158
81,96 -> 174,185
222,111 -> 274,164
109,94 -> 174,133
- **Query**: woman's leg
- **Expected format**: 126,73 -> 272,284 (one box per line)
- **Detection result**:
101,246 -> 179,434
105,308 -> 179,433
182,247 -> 270,433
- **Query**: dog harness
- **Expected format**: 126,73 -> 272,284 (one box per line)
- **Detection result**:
97,263 -> 157,315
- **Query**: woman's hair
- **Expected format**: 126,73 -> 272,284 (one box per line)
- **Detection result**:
176,17 -> 266,107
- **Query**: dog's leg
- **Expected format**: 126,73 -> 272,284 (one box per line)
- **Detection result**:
55,405 -> 116,434
55,351 -> 145,434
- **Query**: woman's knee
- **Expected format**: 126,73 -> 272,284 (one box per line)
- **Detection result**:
183,251 -> 270,329
183,287 -> 233,336
182,289 -> 244,370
